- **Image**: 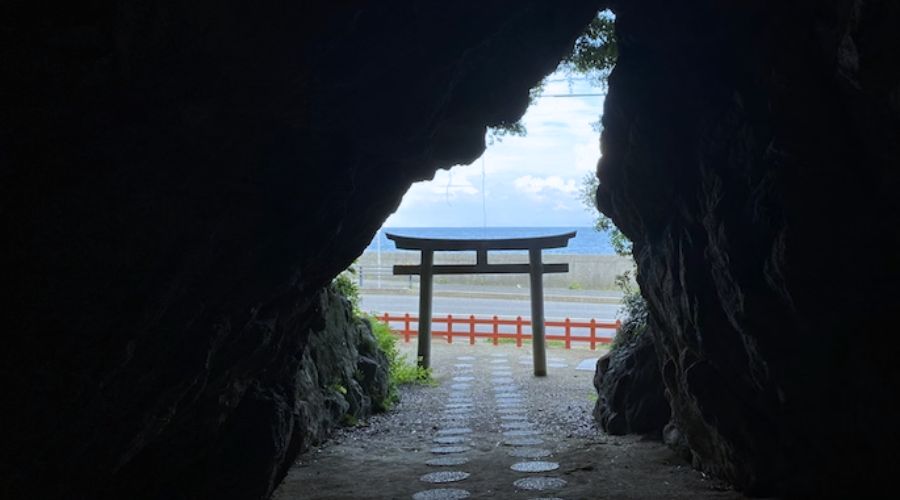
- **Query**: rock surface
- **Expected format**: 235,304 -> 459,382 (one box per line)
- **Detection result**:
593,331 -> 670,436
0,2 -> 603,499
597,0 -> 900,496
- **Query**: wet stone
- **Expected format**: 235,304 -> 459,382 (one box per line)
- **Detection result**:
508,447 -> 553,458
504,438 -> 545,446
431,446 -> 471,454
434,436 -> 469,444
504,429 -> 540,437
437,427 -> 473,435
501,422 -> 534,429
412,488 -> 471,499
511,461 -> 560,473
452,376 -> 475,382
420,471 -> 471,484
426,456 -> 471,467
513,477 -> 567,491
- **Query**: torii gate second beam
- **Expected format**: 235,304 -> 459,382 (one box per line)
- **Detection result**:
386,231 -> 576,377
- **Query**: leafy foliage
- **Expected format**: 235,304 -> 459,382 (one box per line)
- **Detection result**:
579,171 -> 632,257
369,318 -> 434,407
559,12 -> 618,87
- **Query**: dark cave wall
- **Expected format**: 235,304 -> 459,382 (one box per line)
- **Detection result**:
0,2 -> 603,498
597,0 -> 900,496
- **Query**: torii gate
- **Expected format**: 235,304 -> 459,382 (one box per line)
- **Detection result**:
386,231 -> 575,377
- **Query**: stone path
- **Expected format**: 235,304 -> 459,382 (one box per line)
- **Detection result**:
274,342 -> 746,499
413,352 -> 567,499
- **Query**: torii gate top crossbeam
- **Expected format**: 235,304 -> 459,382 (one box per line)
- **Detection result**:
386,231 -> 575,252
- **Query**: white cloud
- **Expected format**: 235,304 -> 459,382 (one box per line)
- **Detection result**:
513,175 -> 578,196
383,68 -> 606,227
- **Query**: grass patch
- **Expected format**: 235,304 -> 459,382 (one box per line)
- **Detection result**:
369,316 -> 434,407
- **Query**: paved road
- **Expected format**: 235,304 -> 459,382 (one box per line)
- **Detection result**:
360,293 -> 621,322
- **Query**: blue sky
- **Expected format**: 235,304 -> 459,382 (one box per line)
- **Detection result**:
383,70 -> 606,227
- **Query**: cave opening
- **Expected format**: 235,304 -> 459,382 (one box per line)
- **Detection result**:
4,1 -> 900,499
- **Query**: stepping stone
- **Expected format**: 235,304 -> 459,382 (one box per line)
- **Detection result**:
444,408 -> 471,415
498,408 -> 526,414
412,488 -> 471,499
518,360 -> 532,365
500,414 -> 528,420
513,477 -> 567,491
445,403 -> 472,409
504,438 -> 545,446
452,376 -> 475,382
490,359 -> 509,364
433,436 -> 469,444
454,363 -> 473,368
503,429 -> 540,437
448,393 -> 470,400
490,353 -> 508,357
426,457 -> 470,467
497,403 -> 522,409
491,371 -> 513,377
548,363 -> 568,368
501,422 -> 534,429
576,357 -> 599,371
493,385 -> 519,392
456,356 -> 476,361
491,377 -> 514,384
420,471 -> 471,484
511,461 -> 560,473
437,427 -> 473,435
508,448 -> 553,458
549,357 -> 566,362
450,383 -> 471,390
431,446 -> 471,454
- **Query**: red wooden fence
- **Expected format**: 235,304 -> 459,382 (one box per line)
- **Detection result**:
377,313 -> 620,350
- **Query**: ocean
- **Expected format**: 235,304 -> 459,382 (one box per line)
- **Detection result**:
364,227 -> 614,255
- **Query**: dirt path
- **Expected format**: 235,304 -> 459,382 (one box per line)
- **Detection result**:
274,342 -> 746,499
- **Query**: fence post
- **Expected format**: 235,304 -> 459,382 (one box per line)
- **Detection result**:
469,315 -> 476,345
564,317 -> 571,350
589,318 -> 597,350
404,313 -> 411,343
516,316 -> 523,348
447,314 -> 453,344
492,315 -> 499,346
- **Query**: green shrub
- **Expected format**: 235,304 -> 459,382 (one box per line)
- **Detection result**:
368,316 -> 433,407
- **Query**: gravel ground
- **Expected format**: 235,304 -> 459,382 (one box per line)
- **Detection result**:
274,341 -> 747,499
